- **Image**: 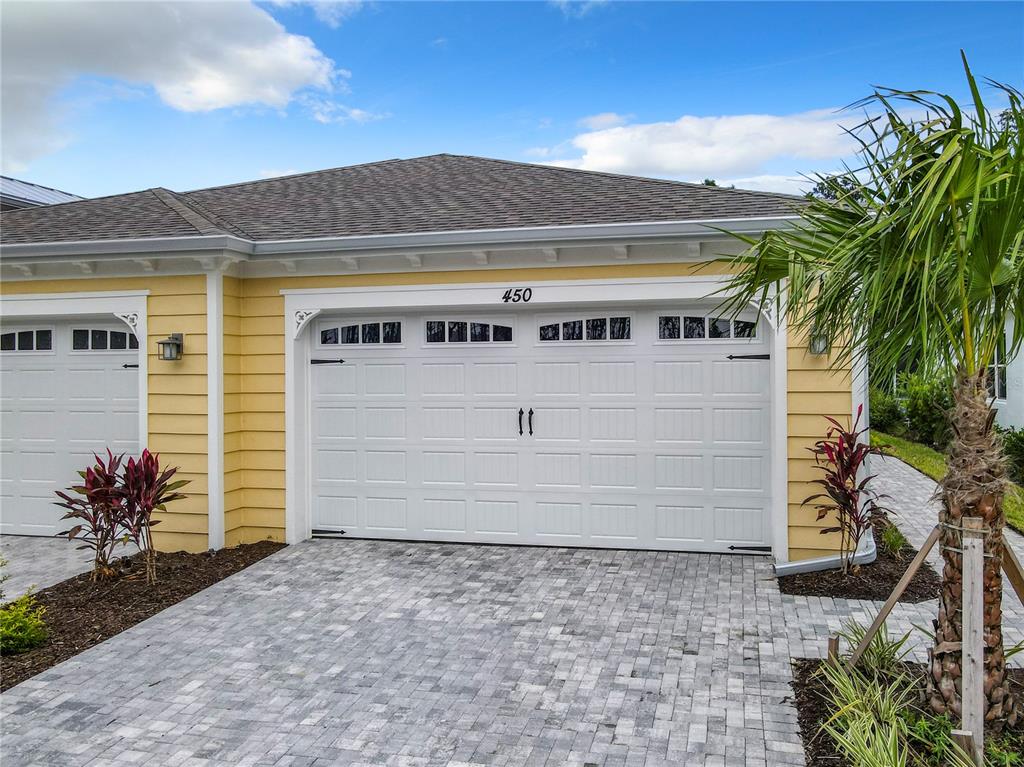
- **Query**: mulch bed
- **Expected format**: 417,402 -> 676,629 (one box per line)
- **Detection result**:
791,658 -> 1024,767
0,541 -> 285,691
778,518 -> 941,602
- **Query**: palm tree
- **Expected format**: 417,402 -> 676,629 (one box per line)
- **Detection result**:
720,53 -> 1024,727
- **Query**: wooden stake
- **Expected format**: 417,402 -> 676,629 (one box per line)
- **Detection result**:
961,517 -> 985,766
1002,541 -> 1024,604
848,525 -> 940,669
951,730 -> 979,766
827,636 -> 839,664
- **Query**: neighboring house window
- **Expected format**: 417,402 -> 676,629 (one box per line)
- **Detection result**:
0,328 -> 53,352
72,328 -> 139,351
538,316 -> 631,342
425,320 -> 513,343
320,321 -> 402,346
990,333 -> 1008,400
657,314 -> 757,341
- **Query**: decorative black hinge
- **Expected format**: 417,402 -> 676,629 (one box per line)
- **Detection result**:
311,528 -> 347,538
727,545 -> 772,552
122,363 -> 140,369
726,354 -> 770,360
311,359 -> 346,365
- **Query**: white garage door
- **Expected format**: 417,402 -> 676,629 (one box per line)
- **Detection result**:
309,305 -> 771,553
1,321 -> 139,536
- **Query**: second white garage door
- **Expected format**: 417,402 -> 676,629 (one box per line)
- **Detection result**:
309,305 -> 771,553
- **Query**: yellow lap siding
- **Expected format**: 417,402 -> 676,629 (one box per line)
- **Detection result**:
0,275 -> 209,552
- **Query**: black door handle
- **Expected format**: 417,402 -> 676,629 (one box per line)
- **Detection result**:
518,408 -> 524,436
528,408 -> 534,436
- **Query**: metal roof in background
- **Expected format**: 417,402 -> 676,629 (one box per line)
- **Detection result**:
1,176 -> 84,208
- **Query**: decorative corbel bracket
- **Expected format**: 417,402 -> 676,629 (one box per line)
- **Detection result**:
294,309 -> 321,339
113,312 -> 140,334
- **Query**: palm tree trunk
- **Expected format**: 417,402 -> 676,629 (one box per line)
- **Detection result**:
928,369 -> 1018,729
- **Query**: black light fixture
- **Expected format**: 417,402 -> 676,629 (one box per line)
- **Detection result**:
157,333 -> 184,361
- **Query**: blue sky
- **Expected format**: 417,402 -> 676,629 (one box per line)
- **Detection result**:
3,1 -> 1022,198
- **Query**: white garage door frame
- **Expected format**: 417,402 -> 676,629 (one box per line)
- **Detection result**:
283,276 -> 790,564
0,290 -> 149,444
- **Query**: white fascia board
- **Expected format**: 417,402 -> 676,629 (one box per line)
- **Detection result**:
250,216 -> 798,259
0,216 -> 797,265
0,235 -> 253,261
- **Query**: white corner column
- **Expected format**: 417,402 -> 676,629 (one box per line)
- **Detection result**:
206,271 -> 225,550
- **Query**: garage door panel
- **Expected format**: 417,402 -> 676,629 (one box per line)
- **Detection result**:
363,496 -> 408,531
588,361 -> 636,395
471,363 -> 517,396
422,363 -> 464,395
315,407 -> 357,439
589,408 -> 637,441
365,450 -> 406,483
654,408 -> 703,443
11,369 -> 58,400
310,307 -> 770,552
472,451 -> 518,487
364,364 -> 405,396
712,455 -> 767,492
364,407 -> 406,439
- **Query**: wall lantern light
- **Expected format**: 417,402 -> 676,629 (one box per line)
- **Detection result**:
808,333 -> 830,356
157,333 -> 184,361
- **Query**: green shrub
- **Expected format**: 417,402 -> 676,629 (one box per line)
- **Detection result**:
837,619 -> 911,677
869,387 -> 904,434
901,373 -> 953,449
879,523 -> 908,560
998,425 -> 1024,486
0,593 -> 48,655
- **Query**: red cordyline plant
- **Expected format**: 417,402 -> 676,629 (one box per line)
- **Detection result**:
55,450 -> 128,581
55,449 -> 188,584
120,449 -> 188,584
803,405 -> 889,574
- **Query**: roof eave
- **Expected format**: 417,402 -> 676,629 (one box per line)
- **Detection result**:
0,215 -> 798,263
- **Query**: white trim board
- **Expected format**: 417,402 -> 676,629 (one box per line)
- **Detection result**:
283,275 -> 792,563
206,273 -> 225,549
0,289 -> 149,453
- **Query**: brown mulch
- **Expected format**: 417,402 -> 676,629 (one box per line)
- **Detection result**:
791,658 -> 1024,767
778,518 -> 942,602
0,541 -> 285,691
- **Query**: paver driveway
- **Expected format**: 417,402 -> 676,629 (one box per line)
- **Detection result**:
1,542 -> 804,767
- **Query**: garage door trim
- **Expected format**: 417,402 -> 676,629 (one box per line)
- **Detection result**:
283,277 -> 789,562
0,290 -> 149,447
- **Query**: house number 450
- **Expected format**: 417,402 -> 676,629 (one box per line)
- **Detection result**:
501,288 -> 533,303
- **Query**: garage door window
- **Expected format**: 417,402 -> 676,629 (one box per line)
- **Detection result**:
658,315 -> 757,341
425,320 -> 513,344
538,315 -> 631,342
0,328 -> 52,352
319,321 -> 403,346
72,328 -> 139,351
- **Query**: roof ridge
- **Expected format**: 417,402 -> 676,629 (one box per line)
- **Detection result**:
439,154 -> 807,202
182,158 -> 406,195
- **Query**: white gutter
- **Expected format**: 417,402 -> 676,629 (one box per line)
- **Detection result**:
0,215 -> 798,263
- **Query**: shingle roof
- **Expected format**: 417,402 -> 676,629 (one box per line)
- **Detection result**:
0,154 -> 802,246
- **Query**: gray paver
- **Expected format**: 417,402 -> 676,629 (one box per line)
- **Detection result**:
1,534 -> 94,597
1,456 -> 1021,766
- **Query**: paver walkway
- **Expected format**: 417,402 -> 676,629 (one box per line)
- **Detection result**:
1,535 -> 94,598
1,456 -> 1020,767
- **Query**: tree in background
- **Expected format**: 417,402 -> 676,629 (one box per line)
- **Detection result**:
720,53 -> 1024,728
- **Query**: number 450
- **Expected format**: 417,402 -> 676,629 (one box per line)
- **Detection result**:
501,287 -> 533,303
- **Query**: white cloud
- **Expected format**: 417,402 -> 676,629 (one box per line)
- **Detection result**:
259,168 -> 302,178
0,1 -> 350,171
577,112 -> 631,130
541,109 -> 855,181
302,97 -> 389,124
268,0 -> 365,29
549,0 -> 609,18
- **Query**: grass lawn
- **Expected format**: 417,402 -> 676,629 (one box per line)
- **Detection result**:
872,430 -> 1024,536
